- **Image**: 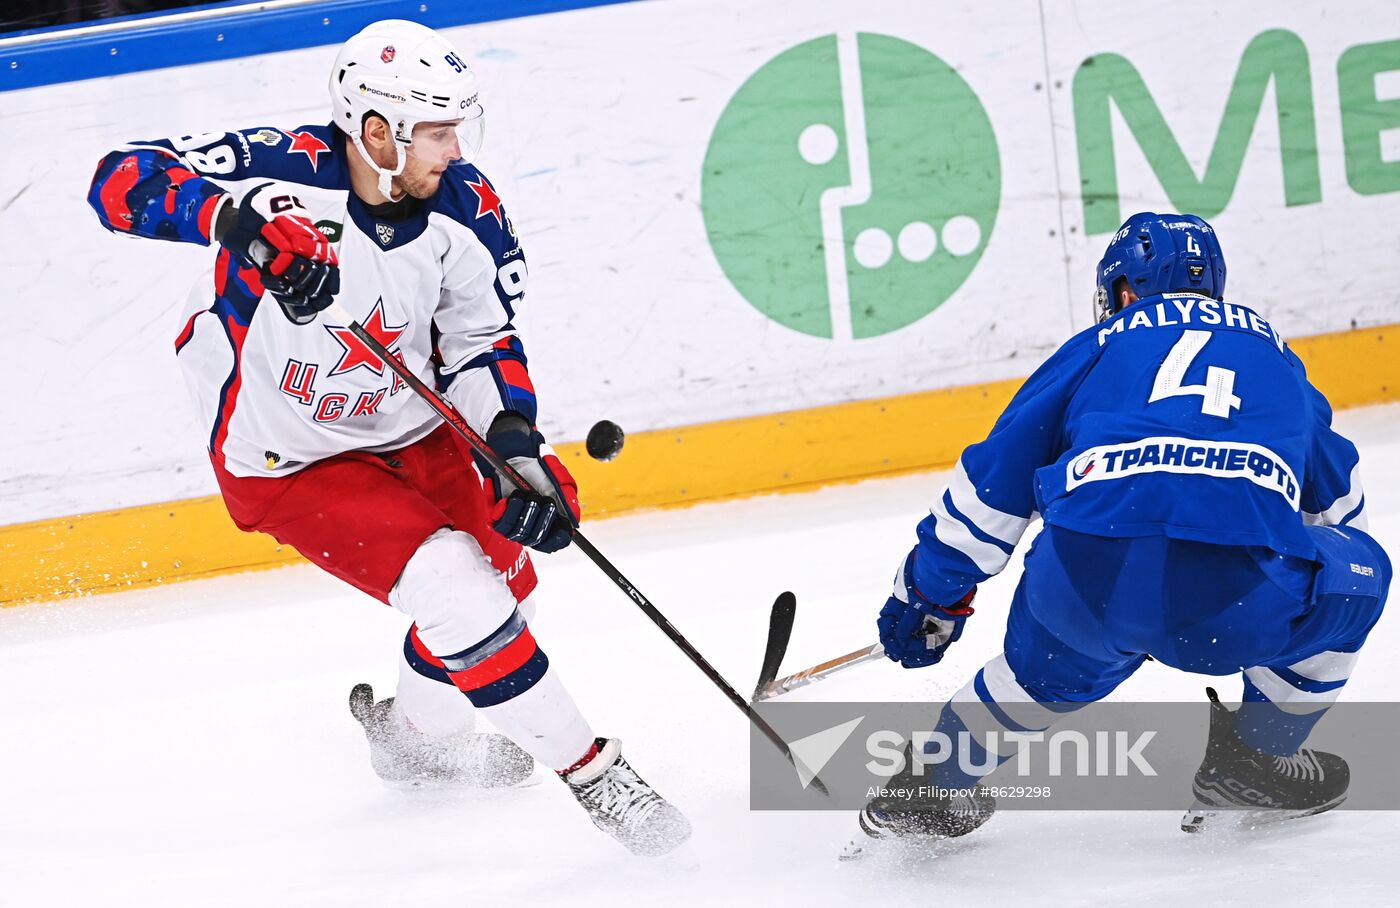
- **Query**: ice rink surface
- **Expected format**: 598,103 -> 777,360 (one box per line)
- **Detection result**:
5,404 -> 1400,907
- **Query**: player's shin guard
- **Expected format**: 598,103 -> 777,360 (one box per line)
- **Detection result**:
394,640 -> 477,736
1234,650 -> 1357,755
392,530 -> 595,772
405,618 -> 595,772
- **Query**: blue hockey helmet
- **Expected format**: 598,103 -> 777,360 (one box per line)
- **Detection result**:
1093,212 -> 1226,322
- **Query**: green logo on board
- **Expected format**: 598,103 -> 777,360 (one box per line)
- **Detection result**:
702,33 -> 1000,339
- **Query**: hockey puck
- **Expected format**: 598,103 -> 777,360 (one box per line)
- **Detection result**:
586,420 -> 625,461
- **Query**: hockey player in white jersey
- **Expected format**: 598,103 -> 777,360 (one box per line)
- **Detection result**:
88,19 -> 689,856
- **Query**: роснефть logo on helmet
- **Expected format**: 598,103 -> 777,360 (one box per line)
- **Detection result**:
358,83 -> 408,103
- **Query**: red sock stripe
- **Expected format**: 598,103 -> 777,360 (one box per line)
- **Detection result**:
559,740 -> 601,778
408,626 -> 446,669
448,626 -> 540,693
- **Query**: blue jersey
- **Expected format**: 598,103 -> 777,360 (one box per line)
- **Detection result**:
911,294 -> 1367,604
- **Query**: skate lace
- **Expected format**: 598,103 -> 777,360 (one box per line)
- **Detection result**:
1272,749 -> 1324,781
949,793 -> 991,819
584,764 -> 660,826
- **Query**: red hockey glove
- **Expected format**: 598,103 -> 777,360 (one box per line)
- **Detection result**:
217,182 -> 339,324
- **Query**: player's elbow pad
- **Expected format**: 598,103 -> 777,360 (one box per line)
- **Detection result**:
88,149 -> 141,233
87,148 -> 222,244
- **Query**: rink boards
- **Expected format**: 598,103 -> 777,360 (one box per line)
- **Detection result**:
2,323 -> 1395,604
2,0 -> 1399,602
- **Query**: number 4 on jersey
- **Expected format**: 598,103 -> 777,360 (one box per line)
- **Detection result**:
1149,329 -> 1242,418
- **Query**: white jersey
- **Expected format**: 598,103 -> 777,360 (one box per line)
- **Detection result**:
154,125 -> 534,477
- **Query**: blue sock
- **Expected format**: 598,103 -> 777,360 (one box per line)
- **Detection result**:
1235,676 -> 1330,755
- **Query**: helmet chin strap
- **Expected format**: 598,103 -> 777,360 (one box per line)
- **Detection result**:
351,132 -> 408,201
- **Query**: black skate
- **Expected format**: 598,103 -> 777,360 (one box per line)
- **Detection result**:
840,742 -> 996,861
562,738 -> 691,857
348,683 -> 535,788
1181,687 -> 1348,833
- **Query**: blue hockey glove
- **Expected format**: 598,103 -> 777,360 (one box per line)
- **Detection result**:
877,551 -> 977,669
216,182 -> 340,324
485,413 -> 581,554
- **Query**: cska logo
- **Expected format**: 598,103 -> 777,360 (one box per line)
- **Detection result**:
381,45 -> 396,63
464,175 -> 505,228
283,129 -> 331,172
376,223 -> 395,245
324,298 -> 408,376
277,299 -> 409,422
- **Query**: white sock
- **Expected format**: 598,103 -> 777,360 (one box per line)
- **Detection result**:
476,667 -> 596,772
392,644 -> 476,737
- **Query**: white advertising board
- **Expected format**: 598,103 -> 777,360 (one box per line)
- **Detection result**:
1,0 -> 1397,523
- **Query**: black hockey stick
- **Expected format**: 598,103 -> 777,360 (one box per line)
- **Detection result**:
322,302 -> 829,795
753,591 -> 797,701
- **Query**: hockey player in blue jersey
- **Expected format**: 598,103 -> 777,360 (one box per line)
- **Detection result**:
850,212 -> 1390,852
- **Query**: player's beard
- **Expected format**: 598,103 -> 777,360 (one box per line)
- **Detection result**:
396,166 -> 443,201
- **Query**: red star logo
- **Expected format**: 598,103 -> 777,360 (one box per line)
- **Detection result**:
284,129 -> 331,173
325,299 -> 407,376
465,175 -> 504,227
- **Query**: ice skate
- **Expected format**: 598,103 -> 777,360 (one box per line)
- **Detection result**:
1180,687 -> 1348,833
562,738 -> 691,856
348,683 -> 535,788
841,787 -> 996,861
840,743 -> 996,861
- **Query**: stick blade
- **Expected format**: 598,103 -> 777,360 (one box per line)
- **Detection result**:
753,592 -> 797,700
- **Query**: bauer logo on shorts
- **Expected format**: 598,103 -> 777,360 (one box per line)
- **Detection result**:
1065,436 -> 1300,509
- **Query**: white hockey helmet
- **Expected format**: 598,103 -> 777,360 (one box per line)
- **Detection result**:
328,19 -> 485,196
